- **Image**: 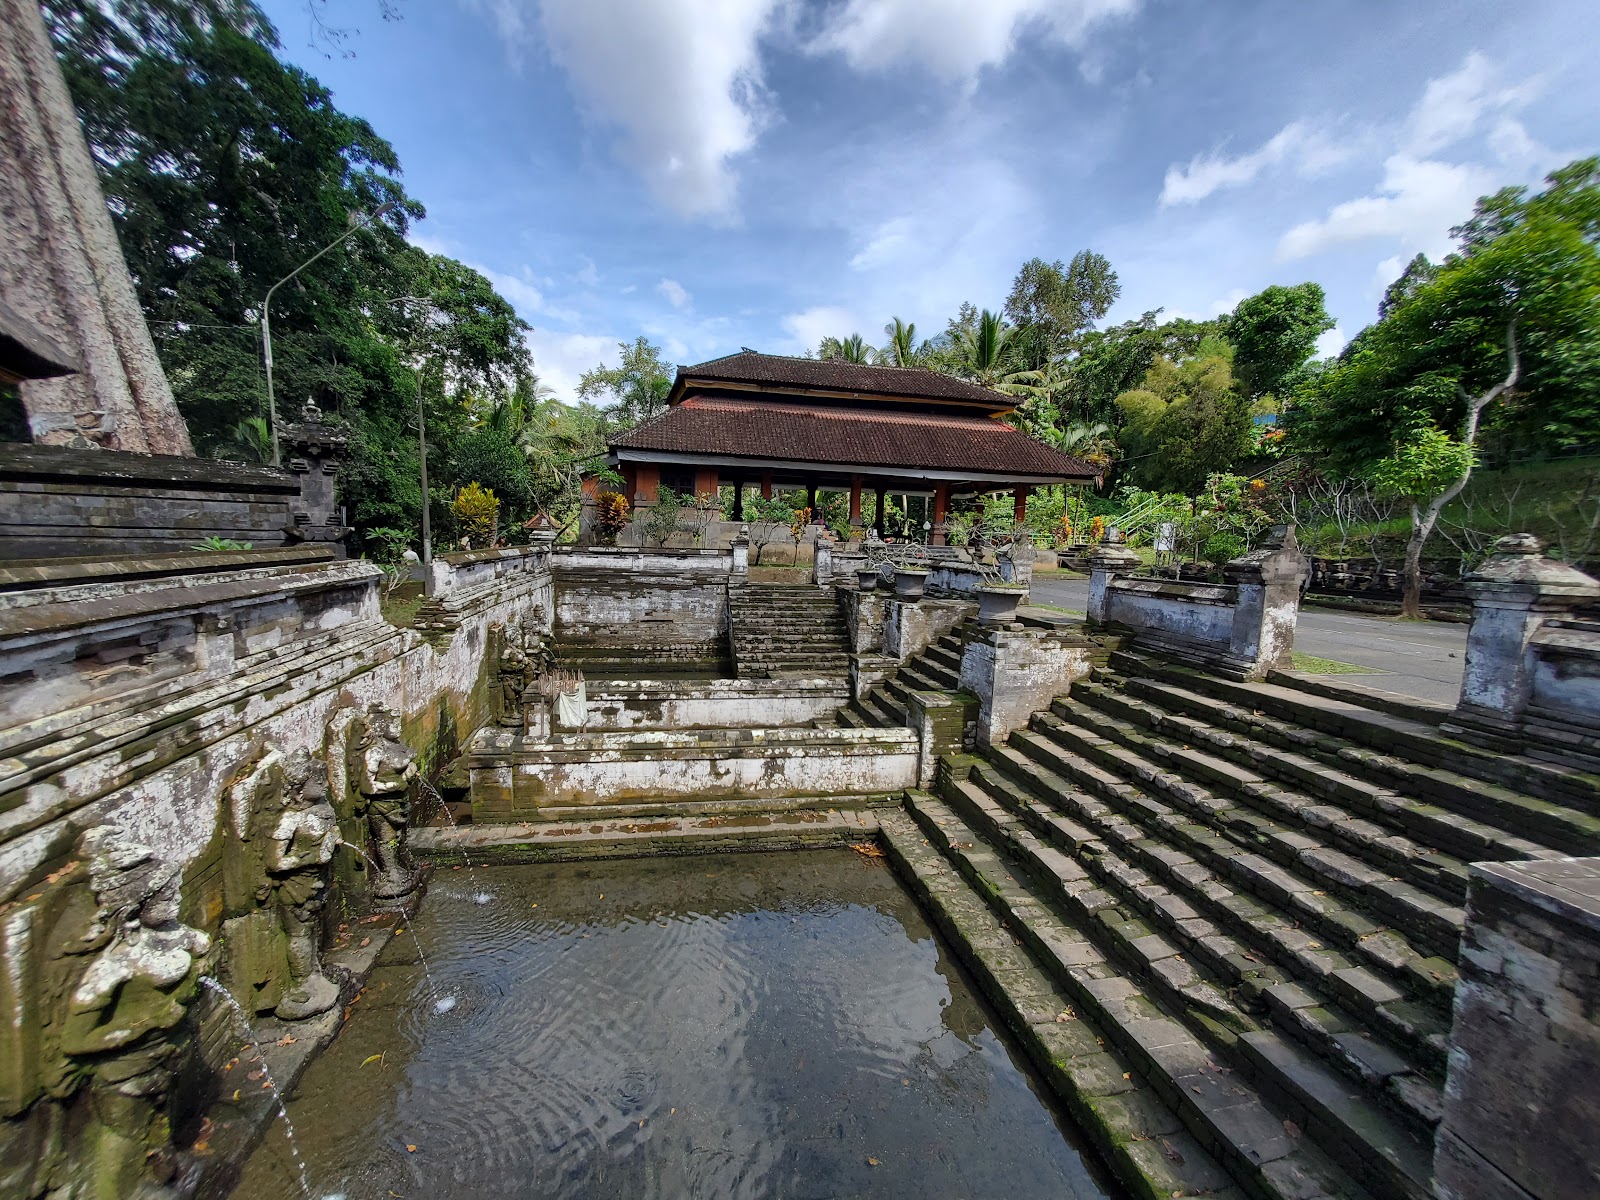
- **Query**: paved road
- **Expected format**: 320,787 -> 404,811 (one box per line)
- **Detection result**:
1027,575 -> 1468,706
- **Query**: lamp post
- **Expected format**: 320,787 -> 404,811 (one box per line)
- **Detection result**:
260,200 -> 395,466
377,295 -> 439,592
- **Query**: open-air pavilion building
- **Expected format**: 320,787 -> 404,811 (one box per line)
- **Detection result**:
608,351 -> 1099,544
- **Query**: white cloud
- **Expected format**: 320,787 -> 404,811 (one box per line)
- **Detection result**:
807,0 -> 1139,86
526,329 -> 617,402
779,305 -> 861,354
1314,326 -> 1346,359
574,256 -> 600,287
504,0 -> 788,220
657,278 -> 692,309
848,216 -> 916,271
1161,123 -> 1351,206
1277,154 -> 1496,260
1401,51 -> 1535,157
1275,54 -> 1559,263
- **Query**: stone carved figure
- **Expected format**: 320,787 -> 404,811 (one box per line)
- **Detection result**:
496,623 -> 530,727
350,703 -> 421,900
60,827 -> 210,1197
268,748 -> 340,1018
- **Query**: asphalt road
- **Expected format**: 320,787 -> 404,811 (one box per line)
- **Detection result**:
1027,575 -> 1468,706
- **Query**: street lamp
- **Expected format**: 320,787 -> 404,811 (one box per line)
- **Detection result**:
376,295 -> 439,591
260,200 -> 395,466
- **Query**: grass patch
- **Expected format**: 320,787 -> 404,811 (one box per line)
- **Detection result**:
1290,650 -> 1377,675
379,580 -> 425,629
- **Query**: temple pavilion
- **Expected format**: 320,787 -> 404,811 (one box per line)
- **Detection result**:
608,350 -> 1098,545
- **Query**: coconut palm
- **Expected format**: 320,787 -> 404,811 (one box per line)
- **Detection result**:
819,333 -> 873,364
953,309 -> 1037,395
877,317 -> 927,368
216,416 -> 273,463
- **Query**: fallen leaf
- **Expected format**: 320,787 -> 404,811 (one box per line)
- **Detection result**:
866,1157 -> 879,1167
1283,1119 -> 1301,1138
361,1053 -> 385,1069
360,937 -> 371,948
231,1089 -> 241,1102
1162,1139 -> 1185,1164
406,1143 -> 418,1153
275,1034 -> 297,1046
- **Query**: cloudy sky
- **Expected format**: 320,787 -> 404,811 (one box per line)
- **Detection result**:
259,0 -> 1596,400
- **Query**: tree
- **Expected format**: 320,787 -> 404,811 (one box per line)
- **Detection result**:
818,333 -> 872,363
577,337 -> 674,428
950,309 -> 1037,394
877,318 -> 928,368
1227,283 -> 1333,404
1114,347 -> 1250,493
1292,159 -> 1600,614
1004,251 -> 1121,369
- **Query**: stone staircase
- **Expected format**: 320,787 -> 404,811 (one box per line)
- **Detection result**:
836,632 -> 965,729
728,584 -> 850,678
882,648 -> 1600,1200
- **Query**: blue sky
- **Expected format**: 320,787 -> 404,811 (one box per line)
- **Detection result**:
259,0 -> 1598,401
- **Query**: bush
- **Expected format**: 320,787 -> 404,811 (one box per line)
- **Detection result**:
640,485 -> 686,547
452,482 -> 500,548
451,428 -> 534,516
1202,531 -> 1247,566
363,526 -> 413,563
594,491 -> 630,545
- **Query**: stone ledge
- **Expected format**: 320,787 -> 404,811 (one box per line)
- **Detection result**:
1471,856 -> 1600,936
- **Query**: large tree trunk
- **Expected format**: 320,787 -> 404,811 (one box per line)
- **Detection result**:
1400,323 -> 1520,619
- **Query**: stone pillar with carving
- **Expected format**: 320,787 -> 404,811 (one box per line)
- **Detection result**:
1223,523 -> 1307,676
1087,528 -> 1142,624
268,748 -> 341,1019
350,703 -> 422,903
278,398 -> 351,556
1444,533 -> 1600,748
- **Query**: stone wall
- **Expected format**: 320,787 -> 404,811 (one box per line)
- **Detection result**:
0,443 -> 302,558
0,543 -> 552,1195
551,548 -> 736,672
578,677 -> 849,731
1087,526 -> 1306,681
1435,857 -> 1600,1200
957,623 -> 1094,749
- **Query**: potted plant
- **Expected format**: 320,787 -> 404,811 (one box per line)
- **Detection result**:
893,567 -> 931,599
975,582 -> 1027,624
856,566 -> 878,590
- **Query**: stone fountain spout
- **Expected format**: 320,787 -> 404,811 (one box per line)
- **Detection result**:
351,703 -> 422,901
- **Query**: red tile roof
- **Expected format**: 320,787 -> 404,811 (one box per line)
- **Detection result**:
611,396 -> 1097,481
672,350 -> 1014,410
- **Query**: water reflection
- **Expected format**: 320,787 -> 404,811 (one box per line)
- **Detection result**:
231,852 -> 1117,1199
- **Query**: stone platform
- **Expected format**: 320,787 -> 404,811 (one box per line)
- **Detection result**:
577,675 -> 850,731
467,723 -> 918,819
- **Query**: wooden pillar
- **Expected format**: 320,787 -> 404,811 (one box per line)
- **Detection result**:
732,481 -> 745,521
621,462 -> 637,502
849,475 -> 863,526
760,471 -> 773,499
875,488 -> 887,534
1013,485 -> 1030,527
931,483 -> 950,546
806,481 -> 817,515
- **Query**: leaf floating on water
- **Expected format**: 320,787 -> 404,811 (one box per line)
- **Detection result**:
361,1053 -> 385,1069
231,1089 -> 240,1102
866,1157 -> 879,1167
1283,1118 -> 1302,1138
406,1143 -> 417,1153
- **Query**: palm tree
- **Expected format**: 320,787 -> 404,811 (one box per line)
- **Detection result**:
954,309 -> 1036,395
877,317 -> 926,368
216,416 -> 273,463
820,333 -> 872,364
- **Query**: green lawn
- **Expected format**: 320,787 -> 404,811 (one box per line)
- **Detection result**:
1290,651 -> 1377,675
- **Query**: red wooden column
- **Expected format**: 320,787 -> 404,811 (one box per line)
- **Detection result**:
760,471 -> 774,499
621,462 -> 638,502
931,483 -> 950,546
848,475 -> 863,527
693,466 -> 719,504
1014,485 -> 1030,527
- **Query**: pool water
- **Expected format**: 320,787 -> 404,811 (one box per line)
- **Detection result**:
231,850 -> 1118,1199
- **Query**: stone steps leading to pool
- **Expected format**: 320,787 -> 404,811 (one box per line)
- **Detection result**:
729,583 -> 852,679
879,649 -> 1600,1199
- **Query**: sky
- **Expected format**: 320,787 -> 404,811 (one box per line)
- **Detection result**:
259,0 -> 1598,401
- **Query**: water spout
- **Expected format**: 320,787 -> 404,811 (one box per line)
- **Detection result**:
201,976 -> 312,1200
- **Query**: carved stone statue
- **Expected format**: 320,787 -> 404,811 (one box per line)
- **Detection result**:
60,827 -> 210,1196
350,703 -> 421,900
268,747 -> 340,1019
497,624 -> 530,727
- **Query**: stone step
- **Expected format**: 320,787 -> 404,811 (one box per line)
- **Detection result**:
835,705 -> 867,728
956,758 -> 1449,1114
1029,709 -> 1467,961
902,793 -> 1400,1200
876,810 -> 1248,1200
1007,724 -> 1461,1002
857,690 -> 907,728
1061,689 -> 1475,905
903,660 -> 961,690
1110,651 -> 1600,816
923,643 -> 963,675
1116,674 -> 1600,859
